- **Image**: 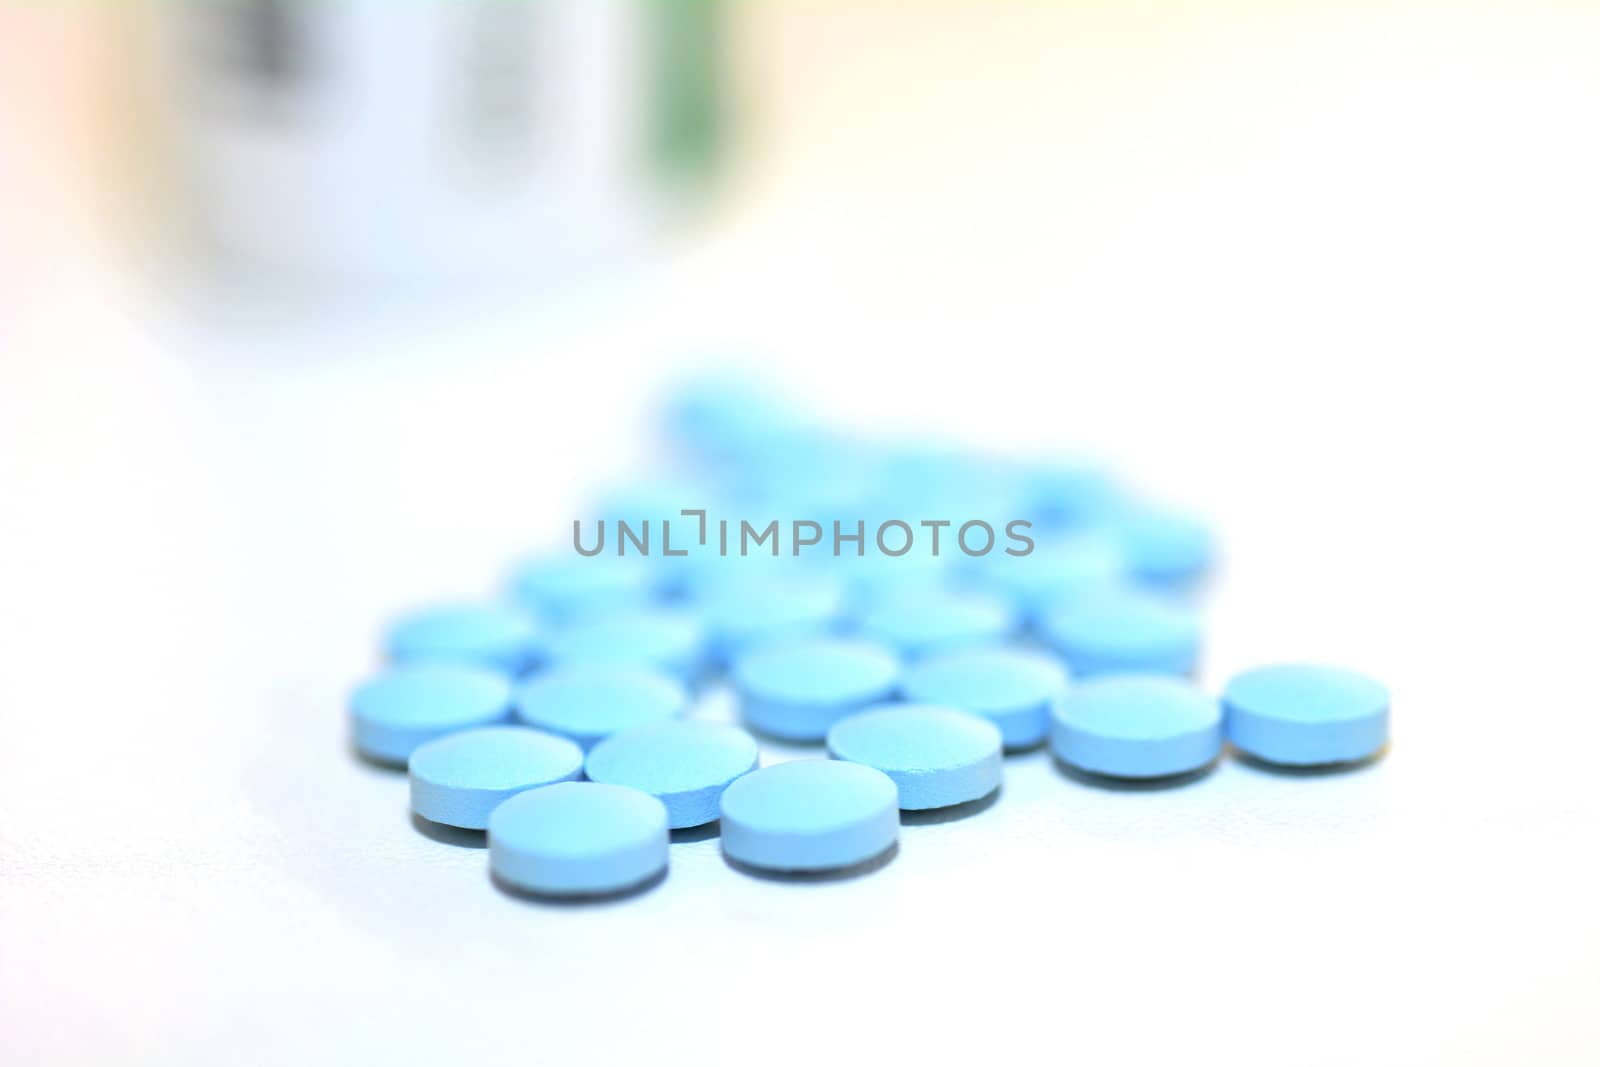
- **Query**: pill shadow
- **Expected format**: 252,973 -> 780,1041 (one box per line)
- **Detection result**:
1052,755 -> 1220,792
490,867 -> 668,908
741,723 -> 827,754
671,820 -> 722,844
410,811 -> 488,849
723,842 -> 899,884
1229,745 -> 1389,778
348,739 -> 406,775
900,787 -> 1001,826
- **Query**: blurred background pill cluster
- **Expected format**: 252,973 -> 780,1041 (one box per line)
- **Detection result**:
6,0 -> 1600,637
5,0 -> 1599,727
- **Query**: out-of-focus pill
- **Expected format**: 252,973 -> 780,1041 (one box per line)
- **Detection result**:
1038,589 -> 1201,678
585,720 -> 759,829
874,446 -> 1019,521
349,664 -> 513,765
719,760 -> 899,872
855,587 -> 1014,659
384,603 -> 543,675
1022,461 -> 1118,529
966,533 -> 1126,621
662,375 -> 805,462
830,543 -> 952,605
588,481 -> 730,596
698,574 -> 844,665
513,665 -> 688,750
899,647 -> 1068,750
1050,676 -> 1221,779
545,608 -> 707,682
671,548 -> 787,601
408,726 -> 584,829
827,704 -> 1002,810
507,555 -> 656,620
590,479 -> 723,530
1223,663 -> 1389,766
489,782 -> 669,897
1113,507 -> 1215,590
732,637 -> 900,742
733,435 -> 877,521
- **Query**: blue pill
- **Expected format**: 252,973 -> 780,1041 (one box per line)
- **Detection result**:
732,637 -> 901,742
874,446 -> 1019,523
733,436 -> 876,518
585,721 -> 760,828
1050,676 -> 1221,778
544,608 -> 707,682
1022,461 -> 1118,529
831,543 -> 952,605
409,726 -> 584,829
349,664 -> 513,765
671,549 -> 786,601
719,759 -> 899,872
489,782 -> 669,896
725,430 -> 866,509
1113,507 -> 1215,589
856,587 -> 1015,659
590,479 -> 723,529
1223,663 -> 1389,766
589,482 -> 731,596
1038,589 -> 1201,678
513,665 -> 688,750
695,573 -> 844,663
507,555 -> 657,620
662,375 -> 805,462
966,533 -> 1126,621
827,704 -> 1002,810
384,603 -> 543,675
898,647 -> 1068,749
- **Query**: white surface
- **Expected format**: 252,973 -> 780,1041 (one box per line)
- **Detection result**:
5,6 -> 1600,1063
4,263 -> 1596,1067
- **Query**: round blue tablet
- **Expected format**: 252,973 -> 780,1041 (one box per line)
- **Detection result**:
544,608 -> 707,683
1038,589 -> 1201,678
507,555 -> 657,620
384,603 -> 544,675
719,760 -> 899,872
585,721 -> 760,828
732,637 -> 901,742
695,573 -> 844,663
856,588 -> 1015,659
1113,507 -> 1215,590
827,704 -> 1003,809
349,664 -> 513,765
899,647 -> 1068,749
1223,663 -> 1389,766
1050,676 -> 1221,778
513,665 -> 688,750
409,726 -> 584,829
489,782 -> 669,896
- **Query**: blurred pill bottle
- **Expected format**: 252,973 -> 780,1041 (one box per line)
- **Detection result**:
158,0 -> 725,293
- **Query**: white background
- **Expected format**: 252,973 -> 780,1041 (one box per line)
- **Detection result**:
3,3 -> 1598,1064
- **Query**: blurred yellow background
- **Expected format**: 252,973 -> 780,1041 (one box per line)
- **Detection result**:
10,1 -> 1599,288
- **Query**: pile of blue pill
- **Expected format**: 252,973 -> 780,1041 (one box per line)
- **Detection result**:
349,377 -> 1390,898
